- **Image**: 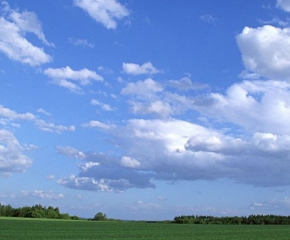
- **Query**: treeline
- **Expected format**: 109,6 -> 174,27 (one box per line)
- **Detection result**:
0,204 -> 80,220
173,215 -> 290,225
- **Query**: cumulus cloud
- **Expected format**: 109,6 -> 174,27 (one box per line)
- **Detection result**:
44,66 -> 103,93
21,190 -> 64,199
193,80 -> 290,135
59,115 -> 290,190
0,2 -> 52,66
0,129 -> 32,176
74,0 -> 129,29
57,151 -> 155,192
237,25 -> 290,81
122,62 -> 160,75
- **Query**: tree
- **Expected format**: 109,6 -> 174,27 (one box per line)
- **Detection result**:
93,212 -> 107,221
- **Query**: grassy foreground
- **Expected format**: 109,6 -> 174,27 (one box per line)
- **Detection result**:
1,218 -> 290,240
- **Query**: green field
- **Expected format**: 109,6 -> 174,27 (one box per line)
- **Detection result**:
1,218 -> 290,240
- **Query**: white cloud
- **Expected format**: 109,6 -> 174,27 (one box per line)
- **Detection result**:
8,8 -> 53,47
82,120 -> 113,130
0,129 -> 32,176
34,119 -> 75,133
121,78 -> 163,96
37,108 -> 51,116
238,70 -> 261,80
91,99 -> 114,111
56,146 -> 86,159
57,175 -> 113,192
44,66 -> 103,93
80,162 -> 100,171
130,101 -> 172,118
0,104 -> 35,121
121,78 -> 196,118
277,0 -> 290,12
21,190 -> 64,199
120,156 -> 140,168
44,66 -> 103,85
193,80 -> 290,135
61,114 -> 290,190
0,3 -> 52,66
237,25 -> 290,81
74,0 -> 129,29
51,79 -> 82,94
168,77 -> 208,91
122,62 -> 160,75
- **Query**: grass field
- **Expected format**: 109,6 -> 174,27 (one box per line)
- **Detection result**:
1,217 -> 290,240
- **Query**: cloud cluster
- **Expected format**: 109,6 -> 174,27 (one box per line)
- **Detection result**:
74,0 -> 129,29
22,190 -> 64,199
57,151 -> 155,192
0,105 -> 75,134
59,116 -> 290,191
0,1 -> 52,66
54,7 -> 290,192
121,77 -> 201,118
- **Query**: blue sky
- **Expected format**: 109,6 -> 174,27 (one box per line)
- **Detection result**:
1,0 -> 290,221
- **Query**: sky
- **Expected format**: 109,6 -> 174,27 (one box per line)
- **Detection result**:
1,0 -> 290,221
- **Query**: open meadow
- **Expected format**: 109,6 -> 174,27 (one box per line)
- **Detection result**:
1,218 -> 290,240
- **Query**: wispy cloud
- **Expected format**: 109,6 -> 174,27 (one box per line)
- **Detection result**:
22,190 -> 64,199
200,14 -> 217,24
91,99 -> 114,111
0,2 -> 52,66
0,105 -> 75,133
68,38 -> 95,48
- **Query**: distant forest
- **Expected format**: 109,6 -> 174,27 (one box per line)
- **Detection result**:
2,203 -> 290,224
173,215 -> 290,225
0,204 -> 80,220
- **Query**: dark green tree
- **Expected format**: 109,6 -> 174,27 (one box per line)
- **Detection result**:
93,212 -> 107,221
